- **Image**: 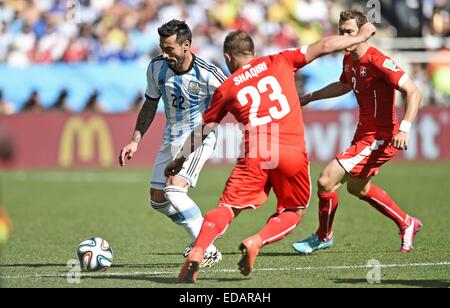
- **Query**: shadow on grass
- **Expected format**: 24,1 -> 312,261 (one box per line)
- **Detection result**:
334,278 -> 450,288
144,252 -> 186,256
0,262 -> 183,269
83,274 -> 243,285
0,263 -> 66,268
146,252 -> 242,256
258,252 -> 301,257
112,263 -> 181,269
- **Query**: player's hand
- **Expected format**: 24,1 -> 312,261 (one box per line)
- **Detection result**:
359,22 -> 376,40
119,141 -> 138,166
165,158 -> 185,177
392,131 -> 409,151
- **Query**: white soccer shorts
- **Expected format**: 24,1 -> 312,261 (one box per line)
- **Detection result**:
150,132 -> 217,190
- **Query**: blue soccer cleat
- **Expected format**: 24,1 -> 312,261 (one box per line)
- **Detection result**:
292,234 -> 334,255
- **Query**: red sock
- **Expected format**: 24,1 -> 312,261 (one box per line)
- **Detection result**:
194,206 -> 234,251
360,184 -> 410,229
316,192 -> 339,241
258,211 -> 301,245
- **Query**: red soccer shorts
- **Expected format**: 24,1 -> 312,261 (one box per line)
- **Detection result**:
336,135 -> 397,179
218,150 -> 311,213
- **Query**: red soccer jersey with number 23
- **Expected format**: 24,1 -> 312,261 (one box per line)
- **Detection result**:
203,48 -> 311,210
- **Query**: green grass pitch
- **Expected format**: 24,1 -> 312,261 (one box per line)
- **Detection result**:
0,162 -> 449,288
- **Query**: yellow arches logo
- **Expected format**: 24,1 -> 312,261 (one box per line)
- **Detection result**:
59,116 -> 114,167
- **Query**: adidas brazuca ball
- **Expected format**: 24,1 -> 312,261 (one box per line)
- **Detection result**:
77,237 -> 113,272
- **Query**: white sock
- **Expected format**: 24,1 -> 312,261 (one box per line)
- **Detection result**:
163,185 -> 204,241
151,200 -> 177,217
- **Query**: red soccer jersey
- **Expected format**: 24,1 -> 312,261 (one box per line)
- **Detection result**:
340,47 -> 408,136
203,48 -> 308,168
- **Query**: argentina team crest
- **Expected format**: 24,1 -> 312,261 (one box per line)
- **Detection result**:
188,81 -> 200,95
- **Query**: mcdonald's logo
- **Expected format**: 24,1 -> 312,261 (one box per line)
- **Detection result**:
59,116 -> 114,167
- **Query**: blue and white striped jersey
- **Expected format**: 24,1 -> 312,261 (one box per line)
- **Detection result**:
145,54 -> 227,144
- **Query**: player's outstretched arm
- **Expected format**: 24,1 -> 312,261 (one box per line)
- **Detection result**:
305,22 -> 376,63
119,98 -> 159,166
392,78 -> 422,150
164,123 -> 216,177
300,82 -> 352,106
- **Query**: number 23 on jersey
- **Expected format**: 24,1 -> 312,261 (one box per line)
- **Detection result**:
237,76 -> 290,127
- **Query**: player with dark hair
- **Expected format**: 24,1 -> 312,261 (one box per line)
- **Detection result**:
292,9 -> 422,255
166,21 -> 377,283
119,20 -> 227,267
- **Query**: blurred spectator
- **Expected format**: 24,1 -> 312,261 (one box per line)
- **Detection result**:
423,0 -> 450,49
0,0 -> 448,111
84,90 -> 104,112
7,10 -> 24,36
49,89 -> 70,112
430,4 -> 450,36
0,0 -> 341,67
0,90 -> 14,115
428,46 -> 450,105
131,90 -> 144,112
21,90 -> 43,113
0,1 -> 14,24
35,21 -> 70,63
0,0 -> 445,66
410,63 -> 431,106
128,20 -> 158,59
207,0 -> 240,28
0,22 -> 12,62
0,126 -> 13,161
63,24 -> 92,62
294,0 -> 329,24
7,23 -> 35,67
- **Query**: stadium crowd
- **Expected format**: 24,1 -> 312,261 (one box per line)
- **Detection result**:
0,0 -> 449,114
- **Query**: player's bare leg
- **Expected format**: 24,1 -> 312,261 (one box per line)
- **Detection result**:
347,178 -> 422,252
318,159 -> 348,195
293,160 -> 350,254
345,177 -> 371,197
150,188 -> 173,216
293,160 -> 348,254
150,188 -> 175,219
240,209 -> 305,276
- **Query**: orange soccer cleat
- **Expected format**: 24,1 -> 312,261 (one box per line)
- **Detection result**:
0,207 -> 13,244
238,235 -> 263,277
178,247 -> 204,283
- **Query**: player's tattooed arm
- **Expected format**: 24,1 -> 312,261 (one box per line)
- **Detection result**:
300,82 -> 352,106
133,98 -> 159,143
119,98 -> 158,166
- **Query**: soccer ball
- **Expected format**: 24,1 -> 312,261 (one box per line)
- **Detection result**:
76,237 -> 113,272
